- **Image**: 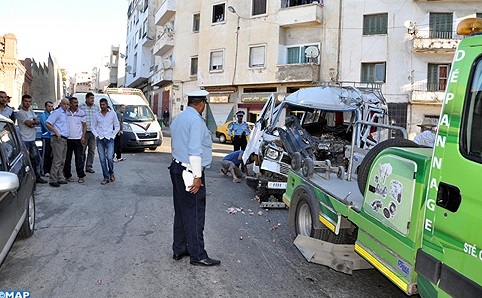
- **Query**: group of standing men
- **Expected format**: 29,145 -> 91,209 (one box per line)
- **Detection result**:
1,91 -> 123,187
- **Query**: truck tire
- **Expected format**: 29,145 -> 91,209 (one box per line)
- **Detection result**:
357,138 -> 418,195
295,195 -> 357,244
291,152 -> 302,171
295,196 -> 322,239
302,158 -> 314,178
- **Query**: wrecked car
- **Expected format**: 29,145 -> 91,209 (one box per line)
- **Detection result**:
243,83 -> 402,202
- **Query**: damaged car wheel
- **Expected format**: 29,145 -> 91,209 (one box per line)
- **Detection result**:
291,152 -> 302,171
302,158 -> 314,178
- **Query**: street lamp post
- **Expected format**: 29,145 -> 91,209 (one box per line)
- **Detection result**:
228,6 -> 240,86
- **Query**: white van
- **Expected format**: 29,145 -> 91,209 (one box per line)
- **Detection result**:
72,88 -> 163,151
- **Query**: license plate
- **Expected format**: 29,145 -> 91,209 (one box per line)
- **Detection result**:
267,182 -> 287,189
144,141 -> 155,145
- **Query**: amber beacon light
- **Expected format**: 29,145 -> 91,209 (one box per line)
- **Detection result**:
457,18 -> 482,36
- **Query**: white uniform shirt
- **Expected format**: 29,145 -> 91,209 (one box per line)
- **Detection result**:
414,130 -> 436,147
67,108 -> 86,140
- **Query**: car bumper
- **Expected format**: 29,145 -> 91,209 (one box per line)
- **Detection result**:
121,131 -> 162,149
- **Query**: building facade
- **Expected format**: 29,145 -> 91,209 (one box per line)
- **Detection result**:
0,33 -> 26,109
340,0 -> 481,136
133,0 -> 481,134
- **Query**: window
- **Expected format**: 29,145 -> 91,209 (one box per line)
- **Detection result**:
133,53 -> 138,76
281,0 -> 312,8
461,57 -> 482,161
210,50 -> 224,71
142,20 -> 148,37
428,64 -> 450,91
363,13 -> 388,35
193,13 -> 200,32
190,57 -> 198,75
361,62 -> 386,83
429,13 -> 453,39
252,0 -> 267,16
249,45 -> 265,68
477,13 -> 482,19
286,44 -> 319,64
212,3 -> 225,23
0,122 -> 20,166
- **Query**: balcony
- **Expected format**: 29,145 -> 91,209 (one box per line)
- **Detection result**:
278,3 -> 322,27
153,33 -> 175,56
410,82 -> 445,104
150,68 -> 173,87
276,63 -> 319,82
412,30 -> 462,53
155,0 -> 176,26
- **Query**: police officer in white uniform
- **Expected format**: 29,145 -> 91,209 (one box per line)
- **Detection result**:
228,110 -> 250,151
169,90 -> 220,266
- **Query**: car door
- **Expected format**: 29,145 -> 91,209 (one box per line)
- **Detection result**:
0,121 -> 22,261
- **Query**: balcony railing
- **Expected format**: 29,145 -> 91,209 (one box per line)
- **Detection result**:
276,63 -> 320,82
281,0 -> 323,8
278,3 -> 322,27
153,33 -> 175,56
412,30 -> 462,53
412,82 -> 447,92
155,0 -> 176,26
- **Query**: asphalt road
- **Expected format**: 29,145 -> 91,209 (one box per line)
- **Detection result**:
0,129 -> 405,298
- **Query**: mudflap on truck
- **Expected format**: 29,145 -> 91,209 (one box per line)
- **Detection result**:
294,235 -> 373,275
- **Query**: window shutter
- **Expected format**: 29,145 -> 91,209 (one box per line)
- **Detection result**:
374,63 -> 386,82
250,46 -> 265,67
211,51 -> 223,70
287,47 -> 300,64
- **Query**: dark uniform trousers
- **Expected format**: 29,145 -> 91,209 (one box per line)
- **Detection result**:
169,161 -> 208,261
233,135 -> 247,151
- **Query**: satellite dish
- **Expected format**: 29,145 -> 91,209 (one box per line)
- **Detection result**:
165,22 -> 174,32
162,58 -> 172,69
125,65 -> 132,73
304,46 -> 320,59
404,20 -> 415,29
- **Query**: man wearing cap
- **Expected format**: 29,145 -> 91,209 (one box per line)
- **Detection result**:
413,119 -> 436,147
169,89 -> 220,267
228,110 -> 250,151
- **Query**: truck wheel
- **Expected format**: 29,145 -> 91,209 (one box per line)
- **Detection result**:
295,196 -> 322,239
149,147 -> 158,150
291,152 -> 302,171
357,138 -> 418,195
19,194 -> 35,238
302,158 -> 314,178
218,134 -> 226,143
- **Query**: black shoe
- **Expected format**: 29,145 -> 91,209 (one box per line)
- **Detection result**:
86,168 -> 95,173
190,258 -> 221,266
36,178 -> 48,184
57,180 -> 68,184
49,182 -> 60,187
173,251 -> 189,261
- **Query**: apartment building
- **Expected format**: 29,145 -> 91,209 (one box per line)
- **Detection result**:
152,0 -> 340,131
125,0 -> 158,104
340,0 -> 481,136
0,33 -> 26,108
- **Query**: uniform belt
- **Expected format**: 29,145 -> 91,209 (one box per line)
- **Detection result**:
60,135 -> 68,140
173,159 -> 205,171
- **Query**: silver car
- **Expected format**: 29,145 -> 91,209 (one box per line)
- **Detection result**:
0,115 -> 36,267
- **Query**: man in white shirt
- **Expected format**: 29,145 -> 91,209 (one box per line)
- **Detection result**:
63,97 -> 87,183
413,119 -> 436,147
46,99 -> 70,187
92,98 -> 120,185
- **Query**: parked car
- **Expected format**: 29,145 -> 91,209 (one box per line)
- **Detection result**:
216,121 -> 255,143
0,115 -> 36,267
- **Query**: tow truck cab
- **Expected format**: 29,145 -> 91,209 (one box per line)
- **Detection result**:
283,18 -> 482,297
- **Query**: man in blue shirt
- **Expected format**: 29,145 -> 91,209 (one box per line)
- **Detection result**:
220,150 -> 246,183
228,110 -> 250,151
169,89 -> 220,267
39,101 -> 54,176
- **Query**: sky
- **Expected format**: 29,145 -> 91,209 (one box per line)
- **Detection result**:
0,0 -> 128,76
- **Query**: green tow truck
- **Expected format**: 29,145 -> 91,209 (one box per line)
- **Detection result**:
283,18 -> 482,297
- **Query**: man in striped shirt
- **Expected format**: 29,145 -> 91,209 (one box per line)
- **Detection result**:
80,92 -> 100,173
